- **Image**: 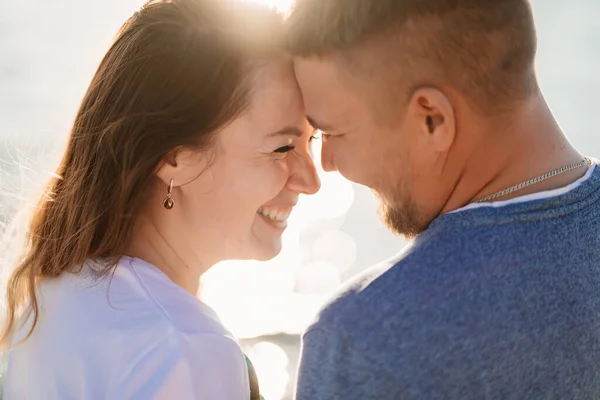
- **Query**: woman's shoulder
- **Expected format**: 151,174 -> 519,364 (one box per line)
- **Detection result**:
111,330 -> 250,399
78,258 -> 250,398
65,257 -> 229,336
113,256 -> 231,336
34,257 -> 236,351
126,329 -> 246,372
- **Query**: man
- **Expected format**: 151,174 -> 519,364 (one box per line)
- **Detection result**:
287,1 -> 600,399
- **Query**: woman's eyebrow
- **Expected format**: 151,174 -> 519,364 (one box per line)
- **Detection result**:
267,127 -> 303,137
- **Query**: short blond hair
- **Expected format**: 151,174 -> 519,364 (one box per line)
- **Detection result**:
287,0 -> 538,113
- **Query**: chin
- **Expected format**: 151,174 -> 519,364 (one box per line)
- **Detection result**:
377,197 -> 424,239
252,240 -> 283,261
232,238 -> 282,262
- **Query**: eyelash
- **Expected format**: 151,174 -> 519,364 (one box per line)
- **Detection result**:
273,132 -> 322,155
311,131 -> 334,141
274,145 -> 295,153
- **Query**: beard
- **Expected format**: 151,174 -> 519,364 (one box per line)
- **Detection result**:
373,189 -> 424,238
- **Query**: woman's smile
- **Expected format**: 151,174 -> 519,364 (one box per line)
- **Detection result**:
257,205 -> 294,230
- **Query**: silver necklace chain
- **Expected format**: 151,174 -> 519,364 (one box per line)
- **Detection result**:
474,157 -> 591,203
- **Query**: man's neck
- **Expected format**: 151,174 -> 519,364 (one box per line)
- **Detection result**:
441,95 -> 586,214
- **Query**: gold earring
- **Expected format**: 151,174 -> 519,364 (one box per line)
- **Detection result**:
163,179 -> 174,210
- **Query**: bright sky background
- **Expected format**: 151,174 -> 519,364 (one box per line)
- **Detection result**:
247,0 -> 294,12
1,1 -> 600,399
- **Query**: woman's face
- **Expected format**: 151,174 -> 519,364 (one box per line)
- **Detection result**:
160,60 -> 320,263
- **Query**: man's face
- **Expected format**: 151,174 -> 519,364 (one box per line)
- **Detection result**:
294,56 -> 442,237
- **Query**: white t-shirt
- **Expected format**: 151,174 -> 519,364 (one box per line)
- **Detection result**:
3,256 -> 250,400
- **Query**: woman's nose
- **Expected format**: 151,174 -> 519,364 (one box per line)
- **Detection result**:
286,152 -> 321,195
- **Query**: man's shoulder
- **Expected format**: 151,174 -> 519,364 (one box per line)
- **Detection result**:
306,247 -> 416,336
304,231 -> 488,345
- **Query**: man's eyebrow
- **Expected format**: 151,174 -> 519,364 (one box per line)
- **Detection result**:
306,116 -> 333,132
267,127 -> 303,137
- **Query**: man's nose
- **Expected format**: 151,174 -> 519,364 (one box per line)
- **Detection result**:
320,141 -> 337,172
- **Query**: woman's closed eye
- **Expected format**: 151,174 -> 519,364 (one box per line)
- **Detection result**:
274,145 -> 295,153
273,129 -> 321,156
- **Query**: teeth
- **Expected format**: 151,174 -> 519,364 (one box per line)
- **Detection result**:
259,207 -> 290,221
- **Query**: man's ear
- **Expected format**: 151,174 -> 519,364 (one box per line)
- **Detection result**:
407,87 -> 456,153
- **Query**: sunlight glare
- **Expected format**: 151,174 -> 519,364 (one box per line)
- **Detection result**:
248,342 -> 290,400
312,229 -> 358,273
239,0 -> 294,13
290,173 -> 355,230
294,261 -> 342,295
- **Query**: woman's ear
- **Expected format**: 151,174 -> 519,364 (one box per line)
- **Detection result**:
155,148 -> 179,187
155,146 -> 212,188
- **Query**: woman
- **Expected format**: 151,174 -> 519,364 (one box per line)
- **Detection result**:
1,0 -> 320,398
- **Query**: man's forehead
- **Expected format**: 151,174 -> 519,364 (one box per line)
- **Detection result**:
294,57 -> 345,89
295,54 -> 385,104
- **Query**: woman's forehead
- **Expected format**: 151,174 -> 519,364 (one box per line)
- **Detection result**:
246,62 -> 306,132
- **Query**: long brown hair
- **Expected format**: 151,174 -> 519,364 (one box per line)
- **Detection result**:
1,0 -> 284,347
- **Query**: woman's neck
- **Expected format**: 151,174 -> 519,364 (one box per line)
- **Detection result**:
125,216 -> 215,296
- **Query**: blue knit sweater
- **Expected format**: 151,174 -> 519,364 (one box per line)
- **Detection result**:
296,163 -> 600,400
